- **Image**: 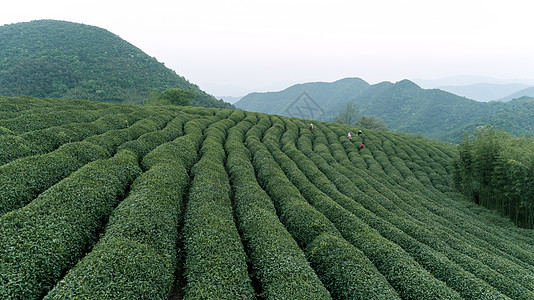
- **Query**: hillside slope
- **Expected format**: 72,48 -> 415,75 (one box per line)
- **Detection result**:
0,20 -> 232,108
236,78 -> 534,142
235,77 -> 370,117
1,97 -> 534,299
499,86 -> 534,102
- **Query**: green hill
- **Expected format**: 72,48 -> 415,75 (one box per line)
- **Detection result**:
235,78 -> 534,141
0,20 -> 232,108
499,86 -> 534,102
1,96 -> 534,299
445,97 -> 534,142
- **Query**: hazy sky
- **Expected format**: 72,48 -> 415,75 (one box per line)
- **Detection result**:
2,0 -> 534,96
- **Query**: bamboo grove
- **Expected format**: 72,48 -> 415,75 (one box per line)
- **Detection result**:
453,126 -> 534,228
1,96 -> 534,299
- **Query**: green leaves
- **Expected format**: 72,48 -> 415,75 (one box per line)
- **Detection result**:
0,20 -> 233,108
454,126 -> 534,228
2,97 -> 534,299
0,150 -> 141,299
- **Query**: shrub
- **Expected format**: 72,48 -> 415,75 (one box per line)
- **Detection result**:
46,162 -> 189,299
0,150 -> 141,299
0,134 -> 33,165
183,116 -> 255,299
0,141 -> 108,216
226,122 -> 331,299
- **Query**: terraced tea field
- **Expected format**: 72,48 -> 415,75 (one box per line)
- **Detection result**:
1,96 -> 534,299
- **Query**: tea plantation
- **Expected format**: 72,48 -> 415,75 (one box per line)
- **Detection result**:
1,96 -> 534,299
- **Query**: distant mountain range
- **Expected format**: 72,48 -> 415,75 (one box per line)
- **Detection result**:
436,83 -> 532,102
498,86 -> 534,102
0,20 -> 232,108
235,78 -> 534,142
414,76 -> 534,102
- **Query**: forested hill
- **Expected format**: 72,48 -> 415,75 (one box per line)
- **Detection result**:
0,20 -> 232,108
235,78 -> 534,142
235,77 -> 371,115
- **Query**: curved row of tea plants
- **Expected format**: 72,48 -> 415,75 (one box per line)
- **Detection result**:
0,100 -> 226,299
297,121 -> 532,299
225,112 -> 332,299
0,106 -> 143,165
45,113 -> 214,299
246,115 -> 402,299
0,110 -> 177,216
182,109 -> 256,299
0,149 -> 141,299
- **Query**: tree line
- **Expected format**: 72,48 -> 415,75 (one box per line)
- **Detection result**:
452,125 -> 534,228
332,102 -> 388,131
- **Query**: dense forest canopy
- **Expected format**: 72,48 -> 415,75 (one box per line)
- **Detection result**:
453,126 -> 534,228
0,20 -> 233,109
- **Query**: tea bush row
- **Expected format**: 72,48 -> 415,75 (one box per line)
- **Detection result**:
324,128 -> 534,293
84,112 -> 173,155
265,117 -> 401,299
0,141 -> 108,216
0,96 -> 117,115
21,109 -> 148,154
306,121 -> 534,298
0,107 -> 110,134
140,115 -> 224,171
309,126 -> 520,299
45,160 -> 190,299
118,111 -> 191,160
280,120 -> 469,299
0,109 -> 145,166
182,111 -> 255,299
225,113 -> 331,299
0,96 -> 55,115
247,116 -> 400,299
246,118 -> 339,248
0,113 -> 170,216
0,149 -> 141,299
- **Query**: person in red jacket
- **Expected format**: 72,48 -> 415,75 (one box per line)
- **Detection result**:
358,142 -> 364,151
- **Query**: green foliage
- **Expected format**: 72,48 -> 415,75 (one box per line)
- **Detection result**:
236,78 -> 534,142
358,116 -> 388,131
247,117 -> 402,299
453,125 -> 534,228
45,162 -> 189,299
0,108 -> 102,134
332,101 -> 359,126
300,122 -> 515,299
183,115 -> 255,299
117,112 -> 189,159
277,120 -> 463,299
84,114 -> 171,154
146,88 -> 194,106
0,150 -> 141,299
225,116 -> 332,299
0,20 -> 233,108
0,141 -> 109,216
3,97 -> 534,299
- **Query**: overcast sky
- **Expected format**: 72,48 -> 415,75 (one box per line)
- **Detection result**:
2,0 -> 534,96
